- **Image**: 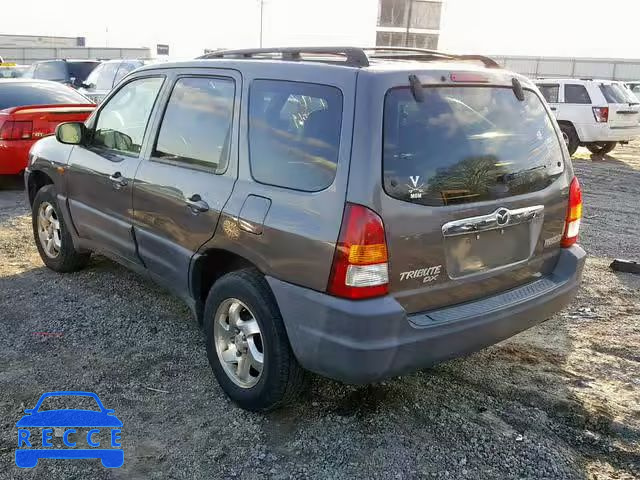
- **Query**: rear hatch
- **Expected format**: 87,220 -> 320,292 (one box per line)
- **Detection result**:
379,78 -> 570,314
599,82 -> 640,128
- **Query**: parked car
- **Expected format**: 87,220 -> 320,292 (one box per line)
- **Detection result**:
78,59 -> 148,104
535,78 -> 640,156
0,63 -> 28,78
21,60 -> 100,89
0,79 -> 94,175
25,47 -> 585,411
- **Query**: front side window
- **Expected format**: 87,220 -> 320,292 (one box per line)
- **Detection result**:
537,84 -> 559,103
249,80 -> 343,192
383,86 -> 565,206
153,77 -> 235,172
564,84 -> 591,104
91,77 -> 163,155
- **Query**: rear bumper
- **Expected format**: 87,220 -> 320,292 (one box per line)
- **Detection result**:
269,245 -> 586,384
574,122 -> 640,143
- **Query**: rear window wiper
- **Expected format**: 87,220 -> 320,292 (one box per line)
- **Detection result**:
408,74 -> 425,103
498,165 -> 546,183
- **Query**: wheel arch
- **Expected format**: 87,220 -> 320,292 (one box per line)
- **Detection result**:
191,248 -> 265,324
26,170 -> 54,207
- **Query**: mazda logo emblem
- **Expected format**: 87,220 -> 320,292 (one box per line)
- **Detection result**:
496,208 -> 510,226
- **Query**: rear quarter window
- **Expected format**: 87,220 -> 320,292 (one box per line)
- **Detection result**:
248,80 -> 343,192
383,86 -> 565,206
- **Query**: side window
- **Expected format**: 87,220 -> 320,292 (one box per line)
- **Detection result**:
113,62 -> 138,86
565,84 -> 591,104
153,77 -> 235,172
537,84 -> 559,103
248,80 -> 343,192
91,77 -> 164,156
96,63 -> 119,91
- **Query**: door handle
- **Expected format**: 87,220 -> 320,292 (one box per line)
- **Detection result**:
185,194 -> 209,213
109,172 -> 128,189
550,107 -> 557,111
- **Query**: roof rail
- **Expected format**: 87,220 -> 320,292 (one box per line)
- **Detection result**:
198,47 -> 370,67
197,46 -> 501,69
364,47 -> 501,69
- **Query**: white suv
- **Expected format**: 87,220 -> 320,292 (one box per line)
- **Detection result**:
535,78 -> 640,156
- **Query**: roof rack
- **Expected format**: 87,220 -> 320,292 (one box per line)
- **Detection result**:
198,46 -> 501,69
198,47 -> 369,67
364,47 -> 501,69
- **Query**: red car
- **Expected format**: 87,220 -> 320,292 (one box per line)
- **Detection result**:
0,79 -> 94,175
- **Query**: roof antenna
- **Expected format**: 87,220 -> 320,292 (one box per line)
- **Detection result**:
409,74 -> 425,103
512,77 -> 525,101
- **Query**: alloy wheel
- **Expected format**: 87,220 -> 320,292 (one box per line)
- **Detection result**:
213,298 -> 264,388
37,202 -> 61,259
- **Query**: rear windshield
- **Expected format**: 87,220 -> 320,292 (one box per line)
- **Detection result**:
67,62 -> 99,83
383,86 -> 564,206
0,82 -> 90,110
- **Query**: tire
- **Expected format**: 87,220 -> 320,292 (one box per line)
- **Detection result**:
559,124 -> 579,157
32,184 -> 91,272
204,269 -> 307,411
586,141 -> 617,155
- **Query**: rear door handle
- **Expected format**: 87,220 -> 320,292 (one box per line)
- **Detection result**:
185,194 -> 209,213
109,172 -> 127,189
550,107 -> 557,111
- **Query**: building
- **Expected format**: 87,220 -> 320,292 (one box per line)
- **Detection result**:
0,33 -> 151,65
376,0 -> 443,49
492,55 -> 640,82
0,34 -> 85,48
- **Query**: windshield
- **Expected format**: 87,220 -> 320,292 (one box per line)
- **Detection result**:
0,82 -> 91,110
383,86 -> 565,206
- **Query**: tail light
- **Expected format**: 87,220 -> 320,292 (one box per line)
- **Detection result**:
592,106 -> 609,123
328,203 -> 389,299
0,120 -> 33,140
561,177 -> 583,248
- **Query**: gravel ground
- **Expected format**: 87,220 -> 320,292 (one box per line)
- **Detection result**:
0,146 -> 639,480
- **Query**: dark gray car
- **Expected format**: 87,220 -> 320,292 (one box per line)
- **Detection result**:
24,47 -> 586,411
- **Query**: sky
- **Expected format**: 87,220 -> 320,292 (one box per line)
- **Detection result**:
2,0 -> 640,59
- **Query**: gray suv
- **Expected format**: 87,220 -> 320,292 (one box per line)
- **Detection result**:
25,47 -> 586,411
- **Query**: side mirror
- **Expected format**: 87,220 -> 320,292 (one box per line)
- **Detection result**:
56,122 -> 85,145
23,409 -> 34,414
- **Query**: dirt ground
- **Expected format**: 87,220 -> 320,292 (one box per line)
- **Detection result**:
0,145 -> 638,479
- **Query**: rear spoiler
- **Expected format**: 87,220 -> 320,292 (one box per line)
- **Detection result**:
2,104 -> 96,115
